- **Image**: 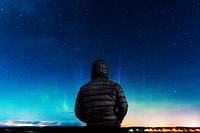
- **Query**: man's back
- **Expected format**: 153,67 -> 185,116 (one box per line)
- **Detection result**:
75,59 -> 128,128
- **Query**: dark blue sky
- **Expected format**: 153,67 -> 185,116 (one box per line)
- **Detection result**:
0,0 -> 200,127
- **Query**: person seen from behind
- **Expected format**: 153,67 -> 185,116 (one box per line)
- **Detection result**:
74,59 -> 128,129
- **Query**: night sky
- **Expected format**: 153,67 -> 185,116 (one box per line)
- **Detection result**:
0,0 -> 200,127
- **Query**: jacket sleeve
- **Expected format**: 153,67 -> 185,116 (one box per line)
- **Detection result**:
74,90 -> 86,122
116,84 -> 128,123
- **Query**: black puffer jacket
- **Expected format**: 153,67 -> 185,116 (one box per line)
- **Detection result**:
75,59 -> 128,127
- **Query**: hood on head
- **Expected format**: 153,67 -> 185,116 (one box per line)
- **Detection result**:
91,59 -> 109,79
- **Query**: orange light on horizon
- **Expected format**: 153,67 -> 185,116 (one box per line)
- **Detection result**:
144,128 -> 200,132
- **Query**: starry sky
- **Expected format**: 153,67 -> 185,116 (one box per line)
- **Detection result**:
0,0 -> 200,127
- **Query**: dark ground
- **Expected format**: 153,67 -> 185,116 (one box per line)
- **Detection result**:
0,126 -> 144,133
1,126 -> 200,133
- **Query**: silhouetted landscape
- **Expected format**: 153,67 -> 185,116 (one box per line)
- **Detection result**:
0,126 -> 200,133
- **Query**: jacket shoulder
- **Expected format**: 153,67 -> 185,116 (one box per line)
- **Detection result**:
108,80 -> 122,88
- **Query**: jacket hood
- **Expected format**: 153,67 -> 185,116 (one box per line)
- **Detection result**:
91,59 -> 109,79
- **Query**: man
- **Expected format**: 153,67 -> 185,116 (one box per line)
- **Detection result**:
74,59 -> 128,129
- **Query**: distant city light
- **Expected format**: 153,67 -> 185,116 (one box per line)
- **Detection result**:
128,128 -> 134,132
144,127 -> 200,132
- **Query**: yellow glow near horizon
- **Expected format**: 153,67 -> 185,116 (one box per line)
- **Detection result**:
144,128 -> 200,132
121,106 -> 200,127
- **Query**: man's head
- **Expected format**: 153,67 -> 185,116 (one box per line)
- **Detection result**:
91,59 -> 109,79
